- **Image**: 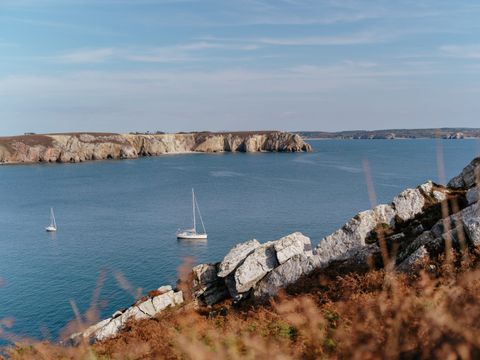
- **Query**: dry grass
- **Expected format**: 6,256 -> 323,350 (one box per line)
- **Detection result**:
3,252 -> 480,360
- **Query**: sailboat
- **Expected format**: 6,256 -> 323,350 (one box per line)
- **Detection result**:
176,189 -> 207,239
45,207 -> 57,232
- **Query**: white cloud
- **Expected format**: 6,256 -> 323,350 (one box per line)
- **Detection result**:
58,48 -> 116,63
440,45 -> 480,59
53,41 -> 261,64
257,32 -> 385,46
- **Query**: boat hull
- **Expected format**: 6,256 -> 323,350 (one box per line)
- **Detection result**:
45,226 -> 57,232
176,233 -> 208,240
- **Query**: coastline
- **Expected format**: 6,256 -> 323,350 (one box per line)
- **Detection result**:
0,131 -> 311,166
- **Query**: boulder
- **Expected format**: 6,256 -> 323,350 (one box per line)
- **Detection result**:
233,242 -> 279,294
448,157 -> 480,189
253,254 -> 321,299
94,316 -> 123,342
137,300 -> 157,317
192,263 -> 229,306
218,239 -> 261,277
315,204 -> 395,266
460,202 -> 480,246
274,232 -> 312,264
157,285 -> 173,293
393,188 -> 425,222
70,288 -> 184,344
467,187 -> 480,205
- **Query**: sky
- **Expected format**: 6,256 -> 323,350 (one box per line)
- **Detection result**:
1,0 -> 480,135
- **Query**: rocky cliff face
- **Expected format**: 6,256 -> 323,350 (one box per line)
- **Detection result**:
69,156 -> 480,345
0,131 -> 312,165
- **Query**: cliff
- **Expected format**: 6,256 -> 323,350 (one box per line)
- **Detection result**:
0,131 -> 312,165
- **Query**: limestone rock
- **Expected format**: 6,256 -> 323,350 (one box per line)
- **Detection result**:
137,300 -> 157,317
448,157 -> 480,189
233,242 -> 279,294
460,202 -> 480,246
274,232 -> 312,264
70,288 -> 184,344
315,204 -> 395,266
218,239 -> 261,277
192,263 -> 229,306
94,316 -> 123,342
158,285 -> 173,293
467,187 -> 480,205
253,254 -> 321,299
0,131 -> 311,165
393,188 -> 425,222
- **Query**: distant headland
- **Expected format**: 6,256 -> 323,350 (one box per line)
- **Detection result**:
297,128 -> 480,140
0,131 -> 311,165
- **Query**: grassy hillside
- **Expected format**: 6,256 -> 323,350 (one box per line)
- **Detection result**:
3,252 -> 480,359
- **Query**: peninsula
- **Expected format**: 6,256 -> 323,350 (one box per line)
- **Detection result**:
0,131 -> 311,165
297,127 -> 480,139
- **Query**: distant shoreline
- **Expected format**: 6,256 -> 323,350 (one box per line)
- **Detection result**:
296,128 -> 480,140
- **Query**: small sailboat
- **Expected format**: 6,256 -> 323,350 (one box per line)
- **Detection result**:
176,189 -> 207,239
45,207 -> 57,232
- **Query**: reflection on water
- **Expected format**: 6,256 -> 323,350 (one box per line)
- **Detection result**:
177,238 -> 208,246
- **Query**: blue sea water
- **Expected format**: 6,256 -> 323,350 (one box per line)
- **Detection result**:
0,139 -> 479,342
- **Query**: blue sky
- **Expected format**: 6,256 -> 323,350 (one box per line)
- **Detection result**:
1,0 -> 480,135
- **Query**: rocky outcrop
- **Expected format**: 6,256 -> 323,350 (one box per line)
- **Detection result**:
190,158 -> 480,304
192,263 -> 229,306
68,286 -> 183,345
448,157 -> 480,189
0,131 -> 312,165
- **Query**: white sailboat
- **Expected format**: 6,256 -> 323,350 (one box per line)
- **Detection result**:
176,189 -> 207,240
45,207 -> 57,232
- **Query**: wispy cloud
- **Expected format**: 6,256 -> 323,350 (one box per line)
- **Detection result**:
257,32 -> 386,46
54,41 -> 260,64
58,48 -> 116,63
440,44 -> 480,59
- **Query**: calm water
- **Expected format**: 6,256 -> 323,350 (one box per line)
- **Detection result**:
0,139 -> 479,342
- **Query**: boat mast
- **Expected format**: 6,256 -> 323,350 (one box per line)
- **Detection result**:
192,188 -> 196,232
51,208 -> 56,228
195,196 -> 207,234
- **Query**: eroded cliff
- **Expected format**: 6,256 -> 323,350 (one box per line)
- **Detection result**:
0,131 -> 312,165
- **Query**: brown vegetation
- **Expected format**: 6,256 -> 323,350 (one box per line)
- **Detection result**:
3,251 -> 480,359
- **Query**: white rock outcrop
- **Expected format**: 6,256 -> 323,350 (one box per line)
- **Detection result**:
233,242 -> 279,293
274,232 -> 313,264
217,239 -> 261,278
69,287 -> 183,344
393,188 -> 425,222
315,204 -> 395,266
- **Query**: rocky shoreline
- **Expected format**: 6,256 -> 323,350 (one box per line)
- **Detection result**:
68,155 -> 480,346
0,131 -> 312,165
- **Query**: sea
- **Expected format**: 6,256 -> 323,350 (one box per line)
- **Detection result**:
0,139 -> 479,343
